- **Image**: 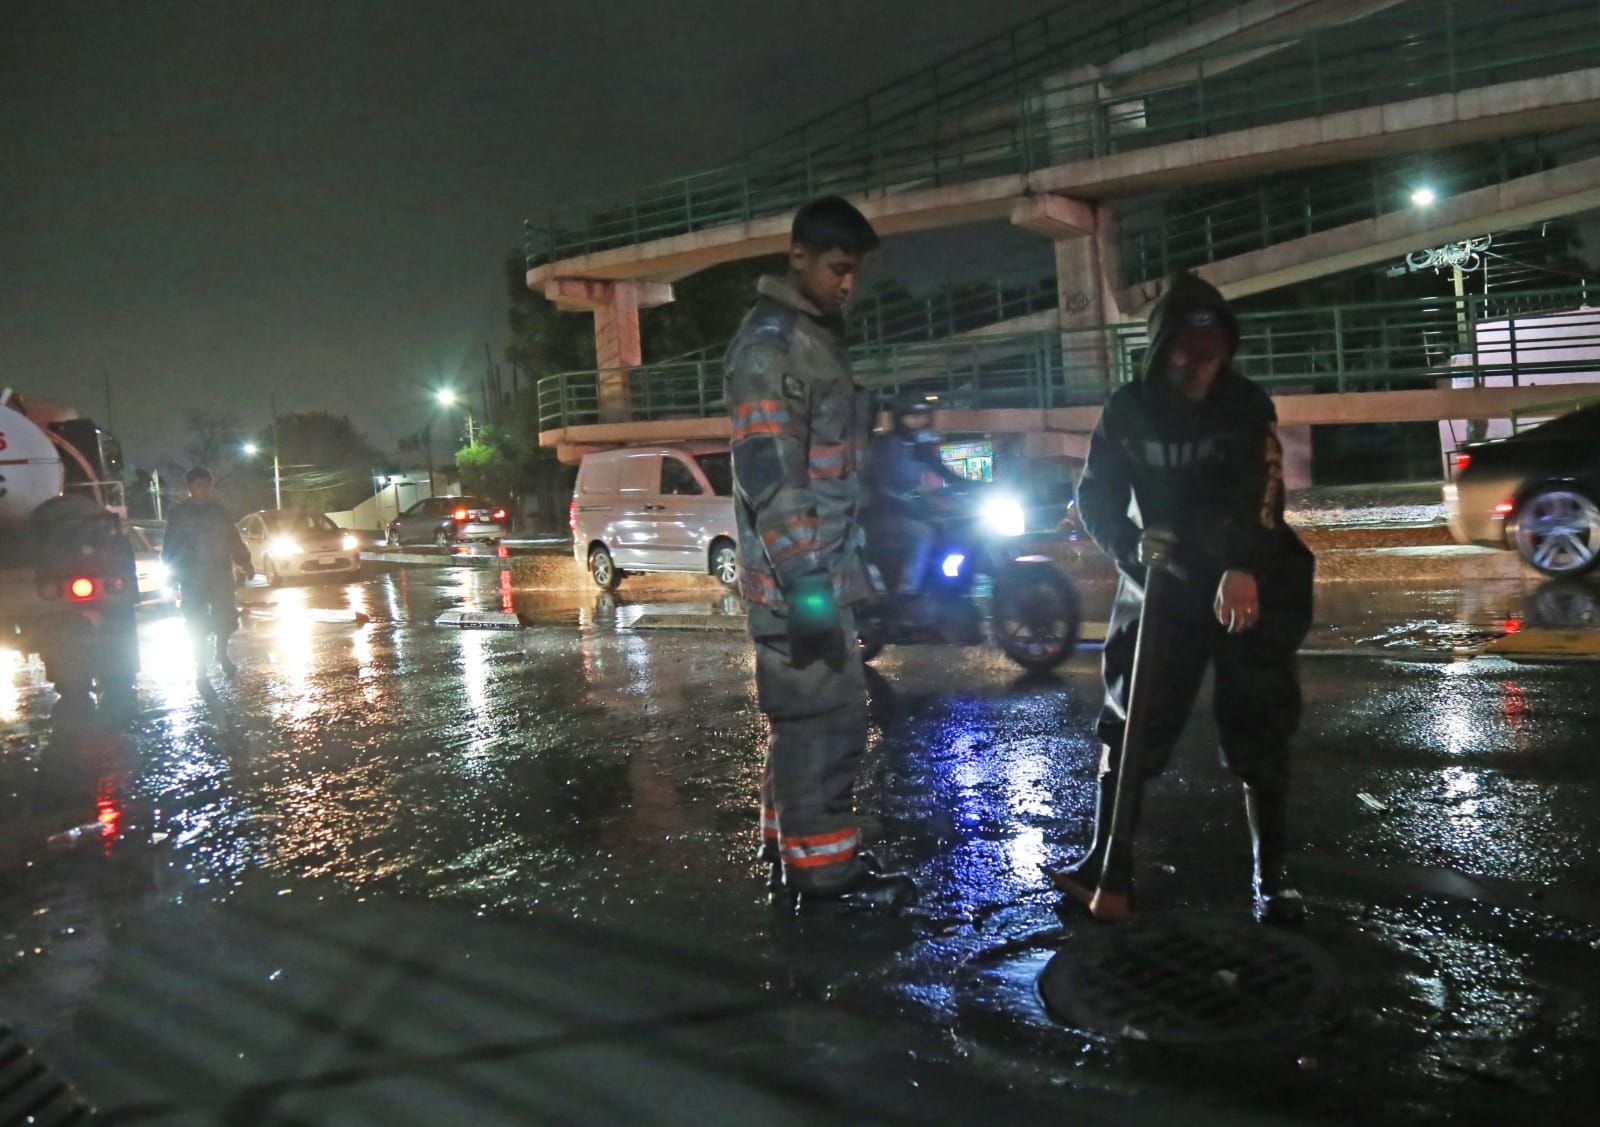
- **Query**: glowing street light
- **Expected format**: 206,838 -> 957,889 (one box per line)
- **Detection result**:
435,388 -> 457,407
241,442 -> 260,456
1410,186 -> 1437,208
241,440 -> 282,509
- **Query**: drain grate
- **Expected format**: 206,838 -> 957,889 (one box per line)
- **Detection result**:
1038,914 -> 1340,1044
0,1022 -> 94,1124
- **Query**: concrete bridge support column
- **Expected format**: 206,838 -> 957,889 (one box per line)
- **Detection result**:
1012,195 -> 1125,389
544,278 -> 674,422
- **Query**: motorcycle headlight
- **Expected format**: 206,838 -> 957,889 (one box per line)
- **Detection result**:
270,537 -> 304,556
982,496 -> 1026,537
148,561 -> 169,588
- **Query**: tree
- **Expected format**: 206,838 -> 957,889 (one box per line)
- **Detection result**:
182,409 -> 240,469
231,411 -> 392,514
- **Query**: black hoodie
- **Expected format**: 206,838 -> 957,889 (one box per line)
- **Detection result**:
1076,273 -> 1311,619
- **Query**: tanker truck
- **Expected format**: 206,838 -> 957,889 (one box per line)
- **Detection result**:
1,388 -> 139,707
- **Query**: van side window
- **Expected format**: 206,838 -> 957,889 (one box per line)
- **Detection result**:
660,458 -> 703,496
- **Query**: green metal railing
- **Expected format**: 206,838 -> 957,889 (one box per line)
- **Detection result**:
537,286 -> 1600,432
1120,126 -> 1600,283
525,0 -> 1600,265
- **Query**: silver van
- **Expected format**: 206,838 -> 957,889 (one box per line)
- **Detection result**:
570,445 -> 739,590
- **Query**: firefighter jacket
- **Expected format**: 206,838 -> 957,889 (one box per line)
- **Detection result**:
725,275 -> 877,636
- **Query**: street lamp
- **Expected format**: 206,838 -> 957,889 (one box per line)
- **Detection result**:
1410,185 -> 1437,208
434,387 -> 477,445
241,440 -> 282,509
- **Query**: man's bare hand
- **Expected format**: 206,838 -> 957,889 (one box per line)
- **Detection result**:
1215,569 -> 1260,633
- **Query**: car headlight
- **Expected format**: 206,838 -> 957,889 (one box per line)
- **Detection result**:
269,537 -> 304,556
148,561 -> 169,587
982,496 -> 1026,537
341,534 -> 359,551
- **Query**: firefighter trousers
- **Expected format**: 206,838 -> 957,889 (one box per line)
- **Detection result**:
753,608 -> 869,894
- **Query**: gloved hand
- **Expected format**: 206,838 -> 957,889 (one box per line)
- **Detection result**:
1136,527 -> 1180,571
786,571 -> 846,668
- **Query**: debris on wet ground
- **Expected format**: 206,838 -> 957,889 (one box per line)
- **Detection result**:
1357,792 -> 1390,813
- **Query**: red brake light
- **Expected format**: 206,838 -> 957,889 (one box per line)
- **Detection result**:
1494,500 -> 1515,515
453,509 -> 468,521
492,508 -> 507,521
68,577 -> 97,600
568,500 -> 577,533
1451,453 -> 1471,473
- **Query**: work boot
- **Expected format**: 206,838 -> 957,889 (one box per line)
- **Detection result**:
1245,782 -> 1305,926
820,868 -> 918,911
217,654 -> 238,679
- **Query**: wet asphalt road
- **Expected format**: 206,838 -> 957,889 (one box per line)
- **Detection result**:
2,562 -> 1599,1124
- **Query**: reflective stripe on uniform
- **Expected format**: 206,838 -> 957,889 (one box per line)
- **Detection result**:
808,443 -> 850,480
732,399 -> 791,441
760,516 -> 819,565
782,827 -> 859,870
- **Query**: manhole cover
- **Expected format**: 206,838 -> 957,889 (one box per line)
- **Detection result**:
1038,914 -> 1340,1044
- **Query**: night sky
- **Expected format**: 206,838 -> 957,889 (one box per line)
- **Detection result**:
3,0 -> 1068,468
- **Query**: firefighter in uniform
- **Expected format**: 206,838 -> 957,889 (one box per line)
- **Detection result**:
1045,271 -> 1315,925
726,196 -> 917,909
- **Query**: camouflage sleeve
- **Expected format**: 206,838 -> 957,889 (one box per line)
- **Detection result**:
1218,400 -> 1284,575
726,341 -> 824,585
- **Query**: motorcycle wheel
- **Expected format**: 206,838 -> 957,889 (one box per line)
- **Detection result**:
992,560 -> 1081,672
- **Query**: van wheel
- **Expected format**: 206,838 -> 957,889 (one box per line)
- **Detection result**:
589,546 -> 621,591
434,528 -> 452,549
710,540 -> 739,588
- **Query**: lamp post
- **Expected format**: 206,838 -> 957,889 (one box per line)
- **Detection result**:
436,387 -> 476,446
241,441 -> 283,509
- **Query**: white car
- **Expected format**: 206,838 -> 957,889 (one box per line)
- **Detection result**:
570,445 -> 738,590
127,525 -> 174,604
238,510 -> 363,585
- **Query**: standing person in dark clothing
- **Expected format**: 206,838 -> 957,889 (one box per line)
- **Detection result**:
1044,271 -> 1315,925
162,467 -> 252,682
726,195 -> 916,910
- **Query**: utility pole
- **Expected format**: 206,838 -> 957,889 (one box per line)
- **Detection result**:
103,372 -> 114,433
269,391 -> 283,508
151,470 -> 163,520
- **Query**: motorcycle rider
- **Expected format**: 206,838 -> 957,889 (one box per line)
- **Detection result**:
1045,271 -> 1315,925
162,467 -> 253,682
725,195 -> 916,910
865,395 -> 969,611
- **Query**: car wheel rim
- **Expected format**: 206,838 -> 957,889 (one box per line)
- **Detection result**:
1517,491 -> 1600,574
592,554 -> 612,584
715,550 -> 738,585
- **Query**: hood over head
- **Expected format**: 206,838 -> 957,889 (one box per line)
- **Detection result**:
1141,271 -> 1239,383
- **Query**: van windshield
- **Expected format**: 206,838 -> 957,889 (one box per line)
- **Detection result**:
693,452 -> 733,496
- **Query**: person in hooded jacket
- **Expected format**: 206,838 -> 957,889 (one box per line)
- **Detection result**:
163,466 -> 253,682
1045,271 -> 1314,925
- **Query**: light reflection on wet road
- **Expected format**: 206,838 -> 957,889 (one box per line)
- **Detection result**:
1,564 -> 1598,1122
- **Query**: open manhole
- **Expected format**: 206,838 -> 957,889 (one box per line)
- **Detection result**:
1038,914 -> 1340,1044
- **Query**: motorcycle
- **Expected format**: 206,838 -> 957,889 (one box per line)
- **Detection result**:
857,482 -> 1082,673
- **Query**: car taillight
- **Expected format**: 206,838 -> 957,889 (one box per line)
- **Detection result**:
453,509 -> 468,521
68,577 -> 97,601
568,500 -> 577,533
1451,453 -> 1471,474
1494,500 -> 1515,515
492,508 -> 506,521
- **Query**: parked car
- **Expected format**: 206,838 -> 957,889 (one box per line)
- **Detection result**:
385,496 -> 507,547
238,510 -> 363,585
571,445 -> 738,590
1445,401 -> 1600,577
127,524 -> 174,604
